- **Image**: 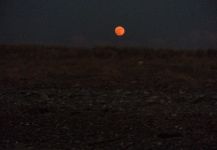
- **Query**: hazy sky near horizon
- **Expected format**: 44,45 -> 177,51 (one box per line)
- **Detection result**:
0,0 -> 217,49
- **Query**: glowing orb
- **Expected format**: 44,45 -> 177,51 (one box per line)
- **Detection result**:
114,26 -> 126,37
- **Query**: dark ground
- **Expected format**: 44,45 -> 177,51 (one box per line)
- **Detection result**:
0,45 -> 217,150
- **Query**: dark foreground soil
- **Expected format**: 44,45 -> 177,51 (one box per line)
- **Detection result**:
0,45 -> 217,149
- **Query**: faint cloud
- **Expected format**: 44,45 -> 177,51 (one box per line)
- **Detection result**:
70,35 -> 90,47
188,30 -> 217,49
148,30 -> 217,49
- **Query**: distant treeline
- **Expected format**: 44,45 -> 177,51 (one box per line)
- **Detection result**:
0,44 -> 217,59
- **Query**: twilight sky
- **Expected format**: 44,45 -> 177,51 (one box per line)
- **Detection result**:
0,0 -> 216,49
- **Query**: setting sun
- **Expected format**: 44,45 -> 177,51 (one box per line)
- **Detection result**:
114,26 -> 126,37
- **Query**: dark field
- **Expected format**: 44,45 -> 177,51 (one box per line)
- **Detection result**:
0,45 -> 217,150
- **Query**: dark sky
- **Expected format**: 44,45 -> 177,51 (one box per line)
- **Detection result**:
0,0 -> 216,49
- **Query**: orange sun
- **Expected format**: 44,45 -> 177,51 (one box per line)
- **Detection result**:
114,26 -> 126,37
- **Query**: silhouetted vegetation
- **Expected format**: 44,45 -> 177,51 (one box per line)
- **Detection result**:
0,44 -> 217,90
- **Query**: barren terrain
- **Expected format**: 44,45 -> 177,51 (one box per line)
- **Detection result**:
0,45 -> 217,149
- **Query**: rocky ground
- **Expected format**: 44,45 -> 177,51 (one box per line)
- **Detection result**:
0,45 -> 217,149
